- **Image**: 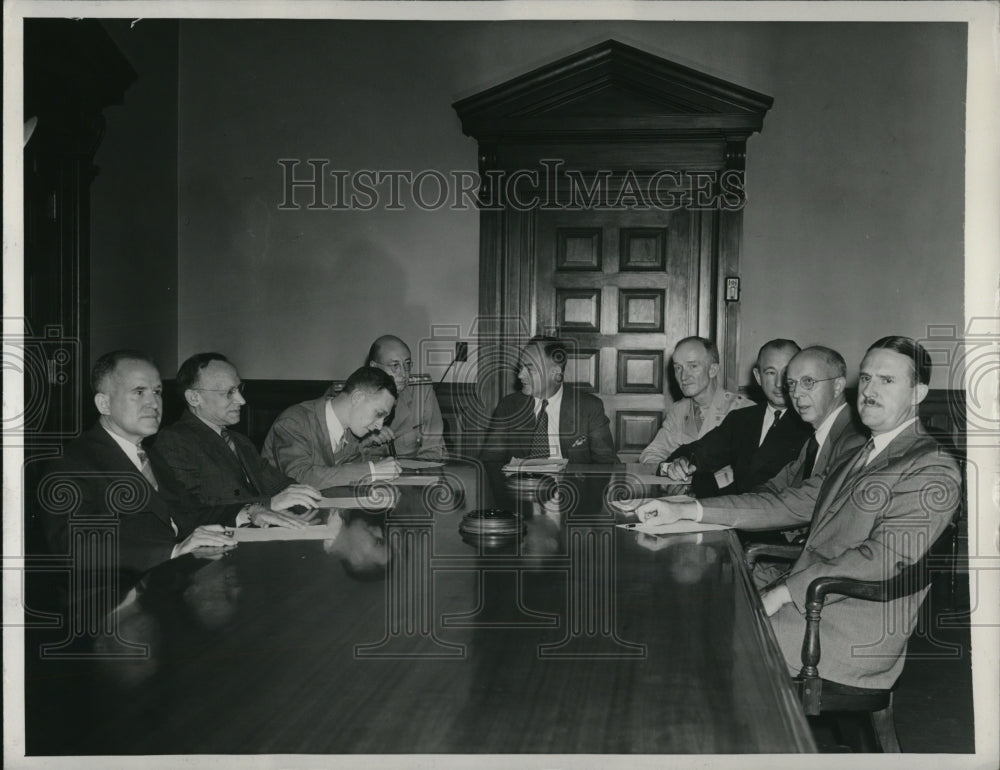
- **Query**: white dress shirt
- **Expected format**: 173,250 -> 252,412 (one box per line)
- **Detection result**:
757,407 -> 786,446
325,399 -> 375,475
101,424 -> 179,536
867,417 -> 918,465
813,402 -> 848,455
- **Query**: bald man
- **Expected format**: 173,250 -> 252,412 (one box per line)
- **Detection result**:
357,335 -> 446,461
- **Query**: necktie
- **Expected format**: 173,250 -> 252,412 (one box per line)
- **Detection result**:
221,428 -> 259,494
801,434 -> 820,480
841,438 -> 875,487
761,408 -> 783,445
527,399 -> 550,458
135,447 -> 159,491
691,403 -> 704,434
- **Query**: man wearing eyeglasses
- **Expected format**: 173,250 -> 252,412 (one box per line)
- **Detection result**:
359,335 -> 446,460
657,339 -> 811,496
40,350 -> 287,591
155,353 -> 323,523
622,337 -> 960,689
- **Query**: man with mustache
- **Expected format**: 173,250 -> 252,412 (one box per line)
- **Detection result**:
626,337 -> 960,689
155,352 -> 322,517
658,339 -> 810,496
41,351 -> 261,585
639,336 -> 754,466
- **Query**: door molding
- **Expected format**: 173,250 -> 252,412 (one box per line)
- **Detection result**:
454,40 -> 773,417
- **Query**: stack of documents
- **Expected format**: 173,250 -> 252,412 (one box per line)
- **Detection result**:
501,457 -> 570,474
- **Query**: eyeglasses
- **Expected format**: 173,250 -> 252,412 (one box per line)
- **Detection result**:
377,360 -> 412,375
192,383 -> 245,400
785,376 -> 837,393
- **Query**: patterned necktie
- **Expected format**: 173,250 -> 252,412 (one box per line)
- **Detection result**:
801,434 -> 820,480
135,447 -> 159,491
221,428 -> 259,494
527,399 -> 550,458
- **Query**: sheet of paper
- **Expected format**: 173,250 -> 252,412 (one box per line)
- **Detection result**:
385,475 -> 441,486
232,524 -> 344,542
616,519 -> 730,534
315,495 -> 373,509
617,473 -> 688,486
397,459 -> 445,469
502,457 -> 569,473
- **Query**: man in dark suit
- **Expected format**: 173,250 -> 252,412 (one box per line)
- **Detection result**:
155,352 -> 322,513
659,339 -> 810,496
479,336 -> 619,464
630,337 -> 960,689
42,351 -> 251,585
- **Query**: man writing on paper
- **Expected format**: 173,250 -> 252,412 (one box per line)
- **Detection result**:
263,366 -> 402,488
639,336 -> 754,465
628,337 -> 960,689
658,339 -> 810,496
156,352 -> 322,517
480,336 -> 618,465
355,335 -> 446,461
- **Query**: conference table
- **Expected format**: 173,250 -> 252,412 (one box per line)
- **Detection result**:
26,462 -> 816,755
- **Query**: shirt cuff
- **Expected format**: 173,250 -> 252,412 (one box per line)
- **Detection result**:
368,461 -> 376,478
170,543 -> 181,560
235,504 -> 254,527
693,500 -> 703,522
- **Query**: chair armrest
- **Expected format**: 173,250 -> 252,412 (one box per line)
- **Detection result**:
744,543 -> 803,569
800,558 -> 929,681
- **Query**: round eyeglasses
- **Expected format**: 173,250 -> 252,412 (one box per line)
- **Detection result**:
785,376 -> 837,393
192,383 -> 246,400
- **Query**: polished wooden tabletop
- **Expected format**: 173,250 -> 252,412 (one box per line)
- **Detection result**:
26,462 -> 815,755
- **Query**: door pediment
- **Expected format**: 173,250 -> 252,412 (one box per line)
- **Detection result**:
454,40 -> 773,143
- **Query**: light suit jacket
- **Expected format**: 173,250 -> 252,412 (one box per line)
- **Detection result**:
700,421 -> 960,688
262,397 -> 371,489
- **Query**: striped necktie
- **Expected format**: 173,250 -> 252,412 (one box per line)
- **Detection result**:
135,447 -> 159,491
221,428 -> 259,494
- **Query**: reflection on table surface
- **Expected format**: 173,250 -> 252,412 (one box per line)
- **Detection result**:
26,461 -> 814,755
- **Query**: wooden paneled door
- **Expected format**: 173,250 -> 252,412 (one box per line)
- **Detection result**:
454,41 -> 772,457
536,205 -> 707,459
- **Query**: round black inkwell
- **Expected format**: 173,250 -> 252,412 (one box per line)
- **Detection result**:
459,508 -> 523,550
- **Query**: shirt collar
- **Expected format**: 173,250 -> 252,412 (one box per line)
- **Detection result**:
194,412 -> 225,436
813,402 -> 848,449
869,417 -> 917,462
101,422 -> 144,471
537,384 -> 563,414
325,398 -> 346,451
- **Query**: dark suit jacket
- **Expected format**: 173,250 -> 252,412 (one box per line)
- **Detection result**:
41,423 -> 243,584
667,403 -> 811,496
154,410 -> 293,507
479,386 -> 619,464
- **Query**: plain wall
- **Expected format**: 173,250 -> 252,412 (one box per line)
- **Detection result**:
176,21 -> 965,388
91,19 -> 179,375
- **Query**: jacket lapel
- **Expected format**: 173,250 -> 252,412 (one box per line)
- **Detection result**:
182,411 -> 246,480
88,425 -> 175,528
809,424 -> 921,540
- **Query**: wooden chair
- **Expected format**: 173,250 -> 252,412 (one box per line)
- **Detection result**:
744,544 -> 931,752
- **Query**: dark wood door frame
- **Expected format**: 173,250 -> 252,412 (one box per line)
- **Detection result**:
454,40 -> 773,417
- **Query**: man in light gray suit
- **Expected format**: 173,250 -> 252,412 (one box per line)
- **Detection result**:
628,336 -> 960,689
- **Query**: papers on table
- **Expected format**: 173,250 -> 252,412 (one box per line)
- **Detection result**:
380,475 -> 441,487
397,459 -> 445,469
315,495 -> 376,509
616,519 -> 731,535
232,523 -> 343,542
502,457 -> 569,474
621,473 -> 688,486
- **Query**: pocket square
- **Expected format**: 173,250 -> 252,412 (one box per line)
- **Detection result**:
571,436 -> 589,448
